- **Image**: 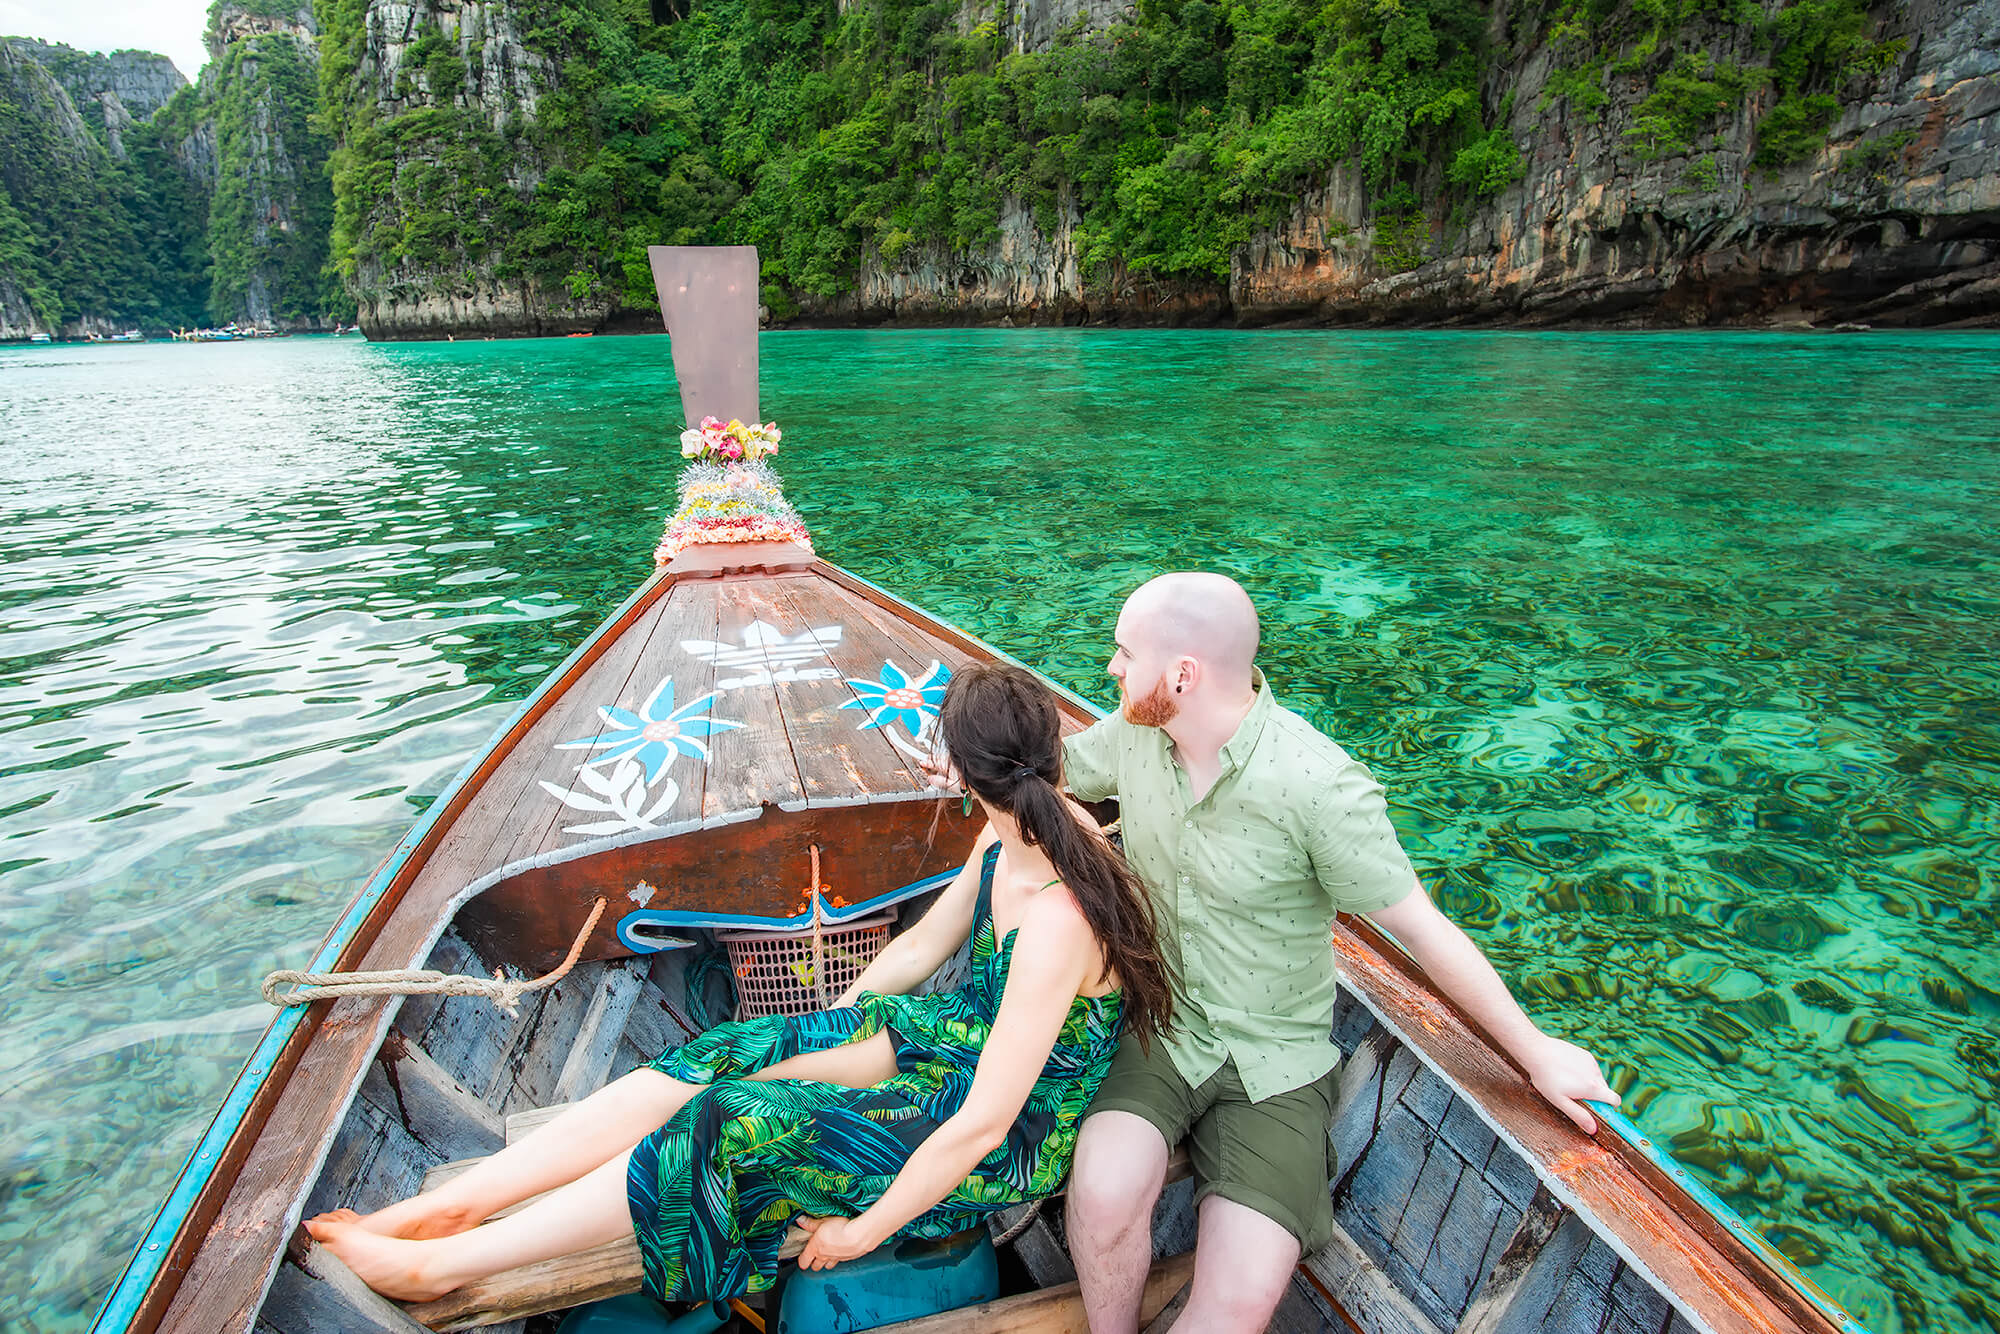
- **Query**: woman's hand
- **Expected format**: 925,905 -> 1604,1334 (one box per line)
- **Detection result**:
795,1215 -> 881,1271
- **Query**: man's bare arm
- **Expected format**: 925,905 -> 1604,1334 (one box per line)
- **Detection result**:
1366,883 -> 1620,1134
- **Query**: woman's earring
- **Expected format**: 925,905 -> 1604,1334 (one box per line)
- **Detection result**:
961,790 -> 974,817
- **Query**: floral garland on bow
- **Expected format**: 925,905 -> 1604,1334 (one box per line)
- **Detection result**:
680,416 -> 781,464
653,451 -> 814,564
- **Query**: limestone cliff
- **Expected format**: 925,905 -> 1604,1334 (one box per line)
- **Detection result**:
5,41 -> 188,159
836,0 -> 1999,328
0,4 -> 343,338
192,1 -> 341,328
321,0 -> 580,339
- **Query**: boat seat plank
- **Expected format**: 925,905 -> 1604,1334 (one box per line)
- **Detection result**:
847,1249 -> 1196,1334
406,1136 -> 1199,1330
771,579 -> 938,799
265,1243 -> 431,1334
697,578 -> 811,817
1300,1218 -> 1443,1334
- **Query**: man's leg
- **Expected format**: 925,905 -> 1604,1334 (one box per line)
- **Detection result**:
1068,1038 -> 1202,1334
1169,1194 -> 1302,1332
1068,1110 -> 1172,1334
1165,1064 -> 1337,1333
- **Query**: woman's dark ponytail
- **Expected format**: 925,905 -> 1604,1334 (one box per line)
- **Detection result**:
940,665 -> 1174,1046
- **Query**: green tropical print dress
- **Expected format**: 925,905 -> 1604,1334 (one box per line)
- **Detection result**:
625,844 -> 1124,1301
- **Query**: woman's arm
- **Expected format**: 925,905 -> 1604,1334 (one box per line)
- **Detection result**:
830,826 -> 996,1006
798,891 -> 1096,1267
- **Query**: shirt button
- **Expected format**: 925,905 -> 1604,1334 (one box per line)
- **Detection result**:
1184,820 -> 1193,829
1182,932 -> 1192,943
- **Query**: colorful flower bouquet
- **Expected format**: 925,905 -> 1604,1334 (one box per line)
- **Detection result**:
680,416 -> 782,465
653,457 -> 814,564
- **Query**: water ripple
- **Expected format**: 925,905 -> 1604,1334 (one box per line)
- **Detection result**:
0,331 -> 1995,1332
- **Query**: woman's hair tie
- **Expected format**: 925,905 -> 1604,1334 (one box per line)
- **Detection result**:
1011,764 -> 1039,785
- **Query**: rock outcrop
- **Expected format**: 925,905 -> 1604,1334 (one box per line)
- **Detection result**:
328,0 -> 576,339
5,41 -> 188,159
822,0 -> 2000,328
0,10 -> 345,338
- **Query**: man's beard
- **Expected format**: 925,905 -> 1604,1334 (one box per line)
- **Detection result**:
1121,676 -> 1178,728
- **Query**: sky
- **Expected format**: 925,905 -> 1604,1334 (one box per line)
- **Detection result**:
0,0 -> 214,83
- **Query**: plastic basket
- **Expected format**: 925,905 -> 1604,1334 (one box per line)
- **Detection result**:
721,912 -> 895,1018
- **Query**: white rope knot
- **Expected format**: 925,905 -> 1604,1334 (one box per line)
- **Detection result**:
261,899 -> 607,1016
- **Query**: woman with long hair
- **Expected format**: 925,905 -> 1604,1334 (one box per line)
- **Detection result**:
308,662 -> 1173,1304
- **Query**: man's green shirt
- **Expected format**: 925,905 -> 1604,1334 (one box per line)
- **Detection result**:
1063,670 -> 1416,1103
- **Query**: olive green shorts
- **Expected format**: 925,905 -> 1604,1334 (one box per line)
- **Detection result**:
1087,1039 -> 1337,1252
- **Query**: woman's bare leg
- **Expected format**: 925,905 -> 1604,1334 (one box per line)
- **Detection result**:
307,1151 -> 637,1302
341,1067 -> 701,1239
750,1030 -> 897,1088
340,1029 -> 898,1239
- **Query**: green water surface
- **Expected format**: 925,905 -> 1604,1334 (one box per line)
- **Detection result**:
0,331 -> 1995,1331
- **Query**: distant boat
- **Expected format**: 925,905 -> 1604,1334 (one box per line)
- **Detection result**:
28,332 -> 51,343
111,330 -> 144,342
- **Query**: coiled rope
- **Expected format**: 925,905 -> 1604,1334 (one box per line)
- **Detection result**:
261,898 -> 607,1017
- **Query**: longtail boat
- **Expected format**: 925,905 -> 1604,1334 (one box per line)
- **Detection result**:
94,248 -> 1871,1334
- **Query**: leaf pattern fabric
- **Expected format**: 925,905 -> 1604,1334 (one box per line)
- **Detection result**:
625,844 -> 1123,1300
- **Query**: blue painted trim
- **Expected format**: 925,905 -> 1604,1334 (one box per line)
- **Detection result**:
616,869 -> 959,953
93,574 -> 667,1333
1588,1102 -> 1872,1333
828,567 -> 1109,723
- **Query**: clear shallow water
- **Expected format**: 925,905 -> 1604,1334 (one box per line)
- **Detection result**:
0,331 -> 1995,1332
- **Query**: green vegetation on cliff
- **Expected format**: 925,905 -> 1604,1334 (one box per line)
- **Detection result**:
319,0 -> 1523,309
0,46 -> 207,328
204,28 -> 343,322
0,10 -> 346,334
1525,0 -> 1904,168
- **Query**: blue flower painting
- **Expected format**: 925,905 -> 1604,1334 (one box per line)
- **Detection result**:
558,676 -> 743,780
841,659 -> 950,737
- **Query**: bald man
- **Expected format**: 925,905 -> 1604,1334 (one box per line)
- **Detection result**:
1060,573 -> 1617,1334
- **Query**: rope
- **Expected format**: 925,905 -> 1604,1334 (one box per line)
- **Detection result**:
683,947 -> 735,1031
261,898 -> 608,1017
809,843 -> 828,1010
990,1198 -> 1044,1246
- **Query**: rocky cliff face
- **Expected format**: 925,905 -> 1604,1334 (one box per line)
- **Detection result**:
0,7 -> 343,338
193,1 -> 341,329
6,41 -> 188,159
328,0 -> 579,339
827,0 -> 2000,328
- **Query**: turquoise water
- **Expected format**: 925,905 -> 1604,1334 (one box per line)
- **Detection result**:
0,331 -> 1995,1331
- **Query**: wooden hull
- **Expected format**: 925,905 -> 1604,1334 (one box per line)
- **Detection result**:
94,551 -> 1864,1334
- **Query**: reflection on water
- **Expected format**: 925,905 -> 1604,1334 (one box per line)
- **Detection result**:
0,331 -> 1995,1331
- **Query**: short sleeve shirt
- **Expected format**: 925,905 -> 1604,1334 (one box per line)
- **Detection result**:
1063,669 -> 1415,1102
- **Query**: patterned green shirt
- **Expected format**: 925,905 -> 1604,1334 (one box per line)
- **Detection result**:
1063,669 -> 1416,1102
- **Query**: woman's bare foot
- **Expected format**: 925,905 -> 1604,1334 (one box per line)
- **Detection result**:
304,1216 -> 458,1302
315,1193 -> 482,1240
